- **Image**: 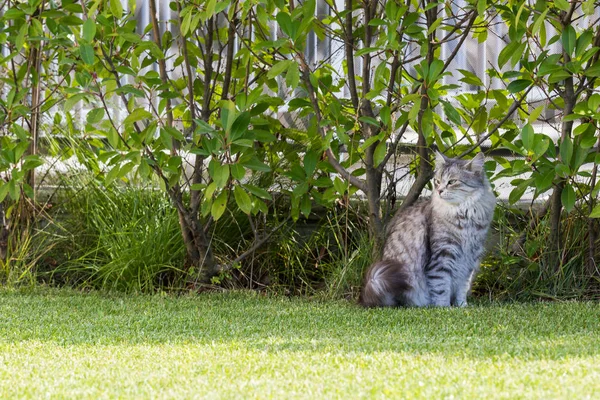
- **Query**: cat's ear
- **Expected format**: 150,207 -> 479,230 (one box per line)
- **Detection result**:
466,152 -> 485,172
434,151 -> 448,168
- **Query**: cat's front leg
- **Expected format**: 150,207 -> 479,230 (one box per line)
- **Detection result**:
426,269 -> 452,307
453,269 -> 475,307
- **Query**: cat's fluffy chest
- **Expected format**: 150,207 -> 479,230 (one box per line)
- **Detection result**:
430,191 -> 495,260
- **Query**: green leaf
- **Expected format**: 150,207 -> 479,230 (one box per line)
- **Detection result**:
509,180 -> 532,204
300,194 -> 311,218
107,128 -> 120,148
583,0 -> 595,15
211,191 -> 228,220
180,11 -> 192,35
123,108 -> 152,125
498,41 -> 521,69
64,93 -> 87,112
585,61 -> 600,77
588,94 -> 600,111
234,186 -> 252,214
457,69 -> 484,87
113,85 -> 145,98
477,0 -> 486,16
82,18 -> 96,42
534,168 -> 555,191
532,135 -> 550,161
276,12 -> 297,40
86,108 -> 105,124
355,47 -> 380,57
421,108 -> 433,138
561,184 -> 576,213
0,183 -> 9,202
554,0 -> 570,12
507,79 -> 532,93
8,179 -> 19,201
441,100 -> 462,125
162,126 -> 184,141
242,157 -> 271,172
576,30 -> 593,58
590,204 -> 600,218
105,165 -> 121,186
531,9 -> 549,36
573,123 -> 591,136
521,124 -> 534,151
230,112 -> 251,142
427,17 -> 442,35
230,164 -> 245,180
221,100 -> 236,133
561,25 -> 576,56
555,164 -> 571,178
286,62 -> 300,90
427,60 -> 444,83
80,43 -> 95,65
560,136 -> 573,166
528,105 -> 544,123
333,176 -> 347,195
12,124 -> 29,141
304,150 -> 319,176
380,106 -> 391,126
204,182 -> 217,199
212,163 -> 230,189
373,141 -> 386,168
110,0 -> 123,18
408,101 -> 420,122
15,23 -> 27,51
267,60 -> 294,79
21,155 -> 43,171
359,116 -> 379,126
243,184 -> 272,200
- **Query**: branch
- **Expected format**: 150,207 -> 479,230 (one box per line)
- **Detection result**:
176,0 -> 203,215
221,1 -> 239,99
398,0 -> 438,212
295,52 -> 367,192
440,11 -> 477,76
458,85 -> 534,158
344,0 -> 359,109
220,216 -> 292,273
149,0 -> 174,132
379,119 -> 410,170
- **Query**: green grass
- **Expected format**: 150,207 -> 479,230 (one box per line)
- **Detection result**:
1,289 -> 599,399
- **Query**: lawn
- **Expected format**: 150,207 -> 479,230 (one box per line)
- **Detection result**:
0,289 -> 599,399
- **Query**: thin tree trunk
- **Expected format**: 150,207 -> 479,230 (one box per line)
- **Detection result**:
0,202 -> 8,261
26,1 -> 44,201
150,0 -> 218,281
548,71 -> 576,272
398,1 -> 437,213
360,0 -> 384,252
587,136 -> 600,276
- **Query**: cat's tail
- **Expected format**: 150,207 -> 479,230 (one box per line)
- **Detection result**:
359,259 -> 412,307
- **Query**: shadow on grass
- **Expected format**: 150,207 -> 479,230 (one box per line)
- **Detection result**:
1,289 -> 599,360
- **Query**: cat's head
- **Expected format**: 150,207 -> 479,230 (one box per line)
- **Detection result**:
433,152 -> 488,205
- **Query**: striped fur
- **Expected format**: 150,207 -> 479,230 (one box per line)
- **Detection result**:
360,152 -> 496,307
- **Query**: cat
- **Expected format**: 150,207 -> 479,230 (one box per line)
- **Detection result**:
360,151 -> 496,307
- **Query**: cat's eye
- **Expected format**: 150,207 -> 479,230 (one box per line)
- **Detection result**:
448,179 -> 458,185
434,179 -> 440,185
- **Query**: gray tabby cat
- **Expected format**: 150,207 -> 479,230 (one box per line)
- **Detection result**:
360,152 -> 496,307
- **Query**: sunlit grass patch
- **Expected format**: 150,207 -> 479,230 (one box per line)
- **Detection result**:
0,289 -> 599,399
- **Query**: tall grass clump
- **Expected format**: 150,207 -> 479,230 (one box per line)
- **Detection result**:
475,204 -> 600,301
223,205 -> 372,299
43,181 -> 187,292
0,222 -> 53,287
